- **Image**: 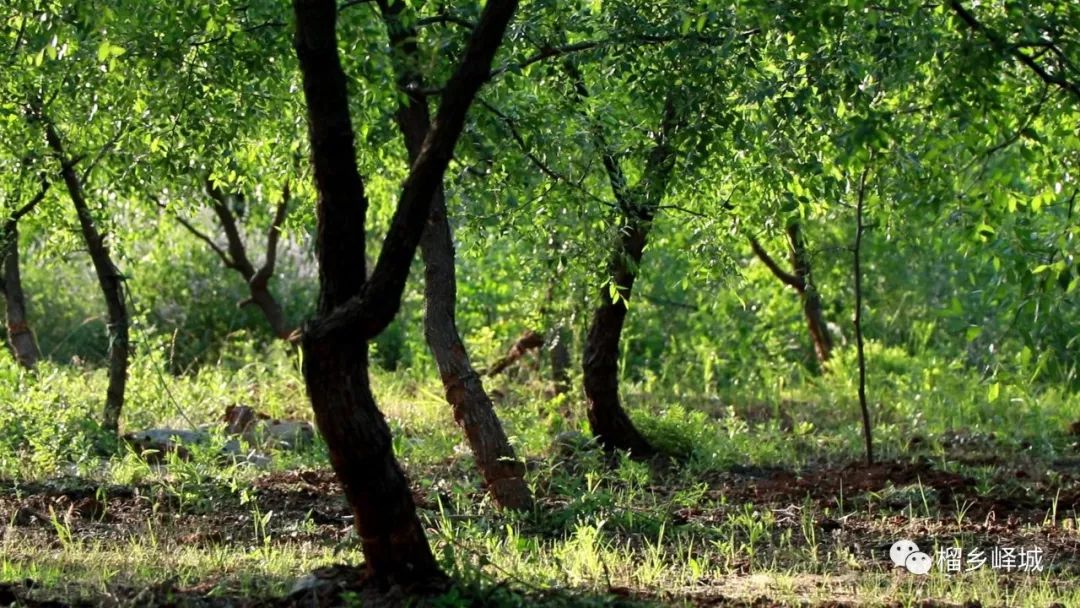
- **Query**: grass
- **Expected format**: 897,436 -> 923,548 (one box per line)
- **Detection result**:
1,338 -> 1079,606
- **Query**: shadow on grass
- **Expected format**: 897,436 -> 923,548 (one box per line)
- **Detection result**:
2,570 -> 663,608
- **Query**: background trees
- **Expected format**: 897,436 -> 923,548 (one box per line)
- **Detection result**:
0,0 -> 1074,448
1,0 -> 1078,597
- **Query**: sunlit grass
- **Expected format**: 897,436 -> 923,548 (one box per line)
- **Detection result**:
2,336 -> 1079,605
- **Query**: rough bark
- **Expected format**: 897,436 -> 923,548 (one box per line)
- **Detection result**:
573,72 -> 680,455
0,181 -> 48,368
293,0 -> 516,584
749,222 -> 833,365
377,0 -> 532,511
40,119 -> 129,437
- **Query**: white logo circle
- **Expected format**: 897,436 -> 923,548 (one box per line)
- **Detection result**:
890,539 -> 920,567
905,551 -> 933,575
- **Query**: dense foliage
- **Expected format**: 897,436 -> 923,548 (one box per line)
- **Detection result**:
1,0 -> 1079,603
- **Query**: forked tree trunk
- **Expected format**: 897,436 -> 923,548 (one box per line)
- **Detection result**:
377,0 -> 532,511
173,181 -> 295,340
209,183 -> 295,340
41,120 -> 129,437
294,0 -> 438,583
750,222 -> 833,366
789,225 -> 833,364
293,0 -> 516,584
1,224 -> 41,368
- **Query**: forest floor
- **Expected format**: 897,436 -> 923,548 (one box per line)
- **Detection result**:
2,363 -> 1080,607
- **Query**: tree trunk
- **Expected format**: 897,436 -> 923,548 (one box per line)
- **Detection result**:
786,223 -> 833,364
749,222 -> 833,367
246,283 -> 291,339
304,336 -> 441,581
42,121 -> 129,437
377,0 -> 532,511
573,84 -> 679,455
852,167 -> 874,466
202,182 -> 295,340
293,0 -> 517,583
1,223 -> 41,368
582,221 -> 656,456
419,202 -> 533,510
542,243 -> 572,396
293,0 -> 439,584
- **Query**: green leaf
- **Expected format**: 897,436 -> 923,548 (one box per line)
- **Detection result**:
97,41 -> 125,62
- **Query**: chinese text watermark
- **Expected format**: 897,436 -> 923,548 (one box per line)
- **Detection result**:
890,540 -> 1044,575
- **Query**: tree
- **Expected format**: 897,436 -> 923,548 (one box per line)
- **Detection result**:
167,178 -> 296,341
749,221 -> 833,366
0,176 -> 48,368
4,0 -> 157,437
374,0 -> 532,511
130,1 -> 308,346
292,0 -> 517,585
33,109 -> 130,437
851,165 -> 873,466
569,58 -> 681,455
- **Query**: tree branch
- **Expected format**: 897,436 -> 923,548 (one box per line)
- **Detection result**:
252,179 -> 290,289
657,204 -> 706,218
948,0 -> 1080,103
413,30 -> 760,97
190,19 -> 289,47
158,198 -> 237,270
641,293 -> 697,311
339,0 -> 375,10
476,97 -> 614,210
749,234 -> 805,290
417,12 -> 475,30
303,0 -> 518,343
477,98 -> 563,182
959,84 -> 1049,177
491,31 -> 757,79
561,58 -> 631,210
205,179 -> 256,278
7,176 -> 49,225
79,120 -> 129,185
1,177 -> 49,260
486,330 -> 544,376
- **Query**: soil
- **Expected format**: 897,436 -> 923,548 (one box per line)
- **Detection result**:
3,451 -> 1078,607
